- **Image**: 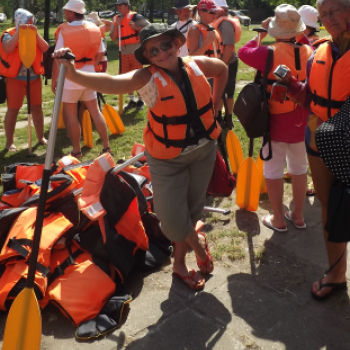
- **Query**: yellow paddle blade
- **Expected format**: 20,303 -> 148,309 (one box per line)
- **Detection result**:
103,104 -> 125,134
226,130 -> 244,174
256,154 -> 267,193
236,157 -> 261,212
57,103 -> 65,129
18,26 -> 37,69
3,288 -> 41,350
82,110 -> 93,148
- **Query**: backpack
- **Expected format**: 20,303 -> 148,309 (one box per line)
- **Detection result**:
42,45 -> 55,85
233,47 -> 273,161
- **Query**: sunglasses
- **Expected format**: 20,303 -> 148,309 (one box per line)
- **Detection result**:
201,9 -> 217,14
146,40 -> 174,58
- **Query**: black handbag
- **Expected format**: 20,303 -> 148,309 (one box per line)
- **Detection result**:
233,47 -> 273,161
0,75 -> 6,104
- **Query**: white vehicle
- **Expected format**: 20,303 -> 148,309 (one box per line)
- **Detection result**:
0,13 -> 7,23
229,10 -> 251,27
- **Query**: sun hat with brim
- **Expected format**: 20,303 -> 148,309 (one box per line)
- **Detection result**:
268,4 -> 306,40
298,5 -> 319,30
134,23 -> 186,65
63,0 -> 86,14
86,12 -> 103,26
173,0 -> 194,9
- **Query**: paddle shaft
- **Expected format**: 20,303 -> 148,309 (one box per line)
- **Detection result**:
26,54 -> 74,288
118,25 -> 123,115
27,69 -> 32,154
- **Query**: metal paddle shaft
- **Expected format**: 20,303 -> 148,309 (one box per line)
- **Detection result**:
112,152 -> 145,173
2,52 -> 75,350
118,25 -> 123,115
27,69 -> 32,155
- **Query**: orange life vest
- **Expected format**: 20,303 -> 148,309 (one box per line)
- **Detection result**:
113,11 -> 140,46
309,42 -> 350,121
212,15 -> 242,51
187,23 -> 222,58
0,27 -> 44,77
55,22 -> 101,69
144,57 -> 221,159
40,245 -> 116,326
263,42 -> 313,114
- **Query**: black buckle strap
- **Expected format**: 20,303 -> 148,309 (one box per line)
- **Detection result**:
1,58 -> 10,69
205,48 -> 221,57
75,57 -> 92,63
312,93 -> 344,109
121,32 -> 138,41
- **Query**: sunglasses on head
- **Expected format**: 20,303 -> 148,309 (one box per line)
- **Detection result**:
146,40 -> 174,58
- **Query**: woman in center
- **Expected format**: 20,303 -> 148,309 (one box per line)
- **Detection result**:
54,23 -> 228,290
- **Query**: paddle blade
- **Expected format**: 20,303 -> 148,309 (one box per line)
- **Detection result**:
18,26 -> 37,69
256,154 -> 267,193
82,110 -> 93,148
3,288 -> 41,350
57,103 -> 65,129
103,104 -> 125,134
226,130 -> 244,174
236,157 -> 261,212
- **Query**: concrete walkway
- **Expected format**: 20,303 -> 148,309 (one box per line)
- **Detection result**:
0,194 -> 349,350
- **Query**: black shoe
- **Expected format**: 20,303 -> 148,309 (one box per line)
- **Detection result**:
136,100 -> 144,111
124,100 -> 137,111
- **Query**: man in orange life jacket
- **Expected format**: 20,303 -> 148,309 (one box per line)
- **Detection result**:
109,0 -> 148,111
0,8 -> 49,152
212,0 -> 241,129
52,0 -> 111,158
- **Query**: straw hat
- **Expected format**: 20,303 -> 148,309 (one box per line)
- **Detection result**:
86,12 -> 103,26
63,0 -> 86,14
268,4 -> 306,40
134,23 -> 186,65
298,5 -> 319,30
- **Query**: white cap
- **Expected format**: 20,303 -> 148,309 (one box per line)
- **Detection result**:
63,0 -> 86,14
298,5 -> 319,30
215,0 -> 228,8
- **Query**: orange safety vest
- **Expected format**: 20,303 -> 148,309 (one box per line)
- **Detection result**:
0,27 -> 44,78
263,42 -> 313,114
113,11 -> 140,46
187,23 -> 222,58
212,15 -> 242,51
39,245 -> 116,326
309,42 -> 350,121
55,22 -> 101,69
144,57 -> 221,159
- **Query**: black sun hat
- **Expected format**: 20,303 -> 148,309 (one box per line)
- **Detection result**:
134,23 -> 186,65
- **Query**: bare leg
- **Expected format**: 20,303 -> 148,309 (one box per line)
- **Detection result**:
290,173 -> 307,226
308,154 -> 347,298
84,99 -> 109,150
4,107 -> 19,150
265,178 -> 287,229
31,104 -> 47,145
63,102 -> 81,155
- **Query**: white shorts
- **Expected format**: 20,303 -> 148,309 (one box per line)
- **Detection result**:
262,140 -> 307,179
62,88 -> 96,103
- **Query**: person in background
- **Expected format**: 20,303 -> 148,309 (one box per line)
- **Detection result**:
53,23 -> 228,290
170,0 -> 195,57
187,0 -> 221,58
109,0 -> 148,111
281,0 -> 350,300
298,5 -> 320,44
0,8 -> 48,152
212,0 -> 242,129
239,4 -> 313,233
52,0 -> 111,158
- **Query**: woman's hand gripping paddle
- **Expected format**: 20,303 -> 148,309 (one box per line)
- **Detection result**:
118,25 -> 123,115
98,93 -> 125,134
2,52 -> 75,350
236,138 -> 261,211
18,25 -> 36,156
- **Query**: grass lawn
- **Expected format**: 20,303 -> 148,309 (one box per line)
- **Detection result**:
0,24 -> 328,183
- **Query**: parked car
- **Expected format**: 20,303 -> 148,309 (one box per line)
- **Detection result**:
0,13 -> 7,23
99,11 -> 118,19
229,10 -> 251,27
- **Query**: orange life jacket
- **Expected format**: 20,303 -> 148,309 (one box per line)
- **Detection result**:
263,42 -> 313,114
113,11 -> 140,46
144,57 -> 221,159
0,27 -> 44,77
309,42 -> 350,121
55,22 -> 101,69
187,23 -> 222,58
212,15 -> 242,51
39,245 -> 116,326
